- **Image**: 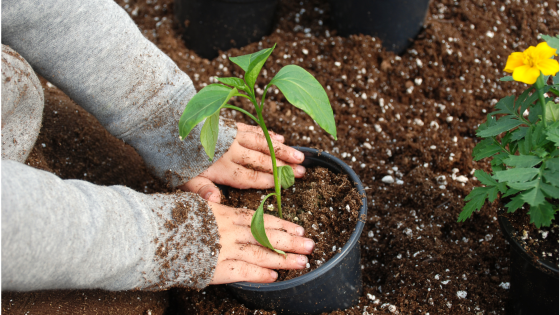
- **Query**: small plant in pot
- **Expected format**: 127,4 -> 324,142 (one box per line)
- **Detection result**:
458,35 -> 559,315
178,45 -> 367,314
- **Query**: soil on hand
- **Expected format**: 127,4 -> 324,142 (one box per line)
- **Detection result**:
222,166 -> 362,281
4,0 -> 557,314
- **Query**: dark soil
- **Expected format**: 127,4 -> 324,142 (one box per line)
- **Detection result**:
3,0 -> 558,314
221,166 -> 362,281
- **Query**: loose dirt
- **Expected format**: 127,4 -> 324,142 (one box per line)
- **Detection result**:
3,0 -> 558,314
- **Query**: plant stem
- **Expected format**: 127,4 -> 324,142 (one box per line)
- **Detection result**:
535,74 -> 547,126
224,105 -> 259,124
255,109 -> 282,219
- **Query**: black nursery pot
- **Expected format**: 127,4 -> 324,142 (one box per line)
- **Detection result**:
226,147 -> 368,315
498,213 -> 559,315
174,0 -> 278,59
328,0 -> 430,54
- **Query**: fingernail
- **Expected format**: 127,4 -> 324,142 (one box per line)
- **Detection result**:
296,255 -> 308,267
295,226 -> 305,236
293,151 -> 304,161
296,165 -> 306,176
204,192 -> 212,200
273,134 -> 284,142
304,240 -> 315,252
270,271 -> 278,280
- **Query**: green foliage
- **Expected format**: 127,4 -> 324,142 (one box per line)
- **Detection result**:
178,45 -> 337,254
251,193 -> 287,256
458,38 -> 559,227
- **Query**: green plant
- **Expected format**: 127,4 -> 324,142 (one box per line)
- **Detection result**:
458,35 -> 559,228
178,45 -> 337,254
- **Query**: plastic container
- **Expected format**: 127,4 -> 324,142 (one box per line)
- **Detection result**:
174,0 -> 278,59
328,0 -> 430,54
498,213 -> 559,315
226,147 -> 367,314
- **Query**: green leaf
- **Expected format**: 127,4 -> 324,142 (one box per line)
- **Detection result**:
476,117 -> 523,138
178,85 -> 237,139
511,127 -> 528,141
200,111 -> 220,160
505,194 -> 525,213
544,101 -> 559,123
491,152 -> 509,172
521,186 -> 546,207
543,169 -> 559,187
493,95 -> 517,116
500,76 -> 514,82
230,45 -> 276,92
216,77 -> 247,91
540,182 -> 559,199
503,155 -> 543,168
527,202 -> 556,228
541,34 -> 559,54
458,187 -> 493,222
251,193 -> 287,256
270,65 -> 337,139
493,167 -> 539,183
507,179 -> 539,190
474,169 -> 497,186
503,188 -> 521,198
546,121 -> 559,147
473,138 -> 502,160
545,157 -> 559,173
278,165 -> 295,189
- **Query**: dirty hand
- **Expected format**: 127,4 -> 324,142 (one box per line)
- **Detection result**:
208,202 -> 314,284
180,123 -> 306,203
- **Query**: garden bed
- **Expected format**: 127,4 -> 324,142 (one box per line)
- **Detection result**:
3,0 -> 558,314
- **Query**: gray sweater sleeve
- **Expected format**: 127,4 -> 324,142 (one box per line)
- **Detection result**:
1,160 -> 220,291
1,0 -> 237,188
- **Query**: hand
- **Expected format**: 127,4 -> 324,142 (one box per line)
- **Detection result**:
180,123 -> 306,203
208,202 -> 314,284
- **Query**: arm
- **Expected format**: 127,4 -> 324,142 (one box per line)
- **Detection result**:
1,0 -> 236,187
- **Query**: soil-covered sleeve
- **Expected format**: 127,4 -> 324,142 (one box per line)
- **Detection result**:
1,160 -> 220,291
0,0 -> 237,187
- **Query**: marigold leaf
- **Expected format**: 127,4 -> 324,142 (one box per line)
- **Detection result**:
503,155 -> 543,168
543,169 -> 559,187
499,76 -> 514,82
493,95 -> 517,116
540,34 -> 559,54
540,182 -> 559,199
521,186 -> 546,207
505,194 -> 525,213
474,170 -> 497,186
458,187 -> 492,222
510,126 -> 528,141
527,202 -> 556,228
503,188 -> 521,198
476,117 -> 523,138
507,179 -> 539,190
493,168 -> 539,183
546,121 -> 559,146
473,138 -> 502,160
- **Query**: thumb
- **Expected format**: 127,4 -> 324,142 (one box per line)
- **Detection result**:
179,176 -> 222,203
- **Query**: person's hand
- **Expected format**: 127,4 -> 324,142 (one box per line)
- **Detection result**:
208,202 -> 314,284
180,123 -> 306,203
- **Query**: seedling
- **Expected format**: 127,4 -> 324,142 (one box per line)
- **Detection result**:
178,45 -> 337,254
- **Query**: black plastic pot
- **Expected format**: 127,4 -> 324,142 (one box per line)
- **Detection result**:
226,147 -> 367,314
328,0 -> 430,54
174,0 -> 278,59
498,212 -> 559,315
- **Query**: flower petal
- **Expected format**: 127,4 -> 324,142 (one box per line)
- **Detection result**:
504,52 -> 525,73
512,65 -> 540,84
537,58 -> 560,76
534,42 -> 557,61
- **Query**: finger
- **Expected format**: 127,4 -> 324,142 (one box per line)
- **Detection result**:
226,244 -> 308,270
231,144 -> 306,178
204,159 -> 275,189
179,176 -> 222,203
236,131 -> 304,164
231,224 -> 315,255
210,260 -> 278,284
228,208 -> 306,237
237,122 -> 284,143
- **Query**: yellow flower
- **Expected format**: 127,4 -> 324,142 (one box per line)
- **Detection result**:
503,42 -> 559,84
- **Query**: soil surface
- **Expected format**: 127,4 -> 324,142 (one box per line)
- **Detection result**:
221,166 -> 362,281
3,0 -> 558,314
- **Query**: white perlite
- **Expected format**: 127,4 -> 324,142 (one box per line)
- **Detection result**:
367,293 -> 376,301
456,291 -> 467,299
499,282 -> 510,289
382,175 -> 395,184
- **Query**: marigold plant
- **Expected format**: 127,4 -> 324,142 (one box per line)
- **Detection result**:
458,35 -> 559,228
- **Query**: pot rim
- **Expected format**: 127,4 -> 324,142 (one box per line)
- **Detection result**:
227,147 -> 367,291
498,210 -> 559,274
